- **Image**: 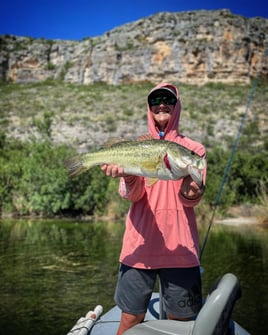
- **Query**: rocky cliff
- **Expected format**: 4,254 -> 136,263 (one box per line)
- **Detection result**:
1,9 -> 268,85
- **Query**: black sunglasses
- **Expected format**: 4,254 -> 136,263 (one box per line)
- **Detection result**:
149,95 -> 177,106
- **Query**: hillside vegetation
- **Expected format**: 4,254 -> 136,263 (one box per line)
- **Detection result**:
0,80 -> 267,221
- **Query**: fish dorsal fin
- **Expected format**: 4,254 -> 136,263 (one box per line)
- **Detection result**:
137,134 -> 154,141
145,177 -> 159,187
103,137 -> 128,148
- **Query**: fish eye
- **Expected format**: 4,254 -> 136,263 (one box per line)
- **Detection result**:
191,151 -> 195,155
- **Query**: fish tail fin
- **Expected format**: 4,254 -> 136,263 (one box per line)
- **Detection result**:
64,156 -> 88,179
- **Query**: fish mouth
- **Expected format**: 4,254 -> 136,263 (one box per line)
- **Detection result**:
188,165 -> 204,187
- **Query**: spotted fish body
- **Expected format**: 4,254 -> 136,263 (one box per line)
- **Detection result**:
65,139 -> 206,187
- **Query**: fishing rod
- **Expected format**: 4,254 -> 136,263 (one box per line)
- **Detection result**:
199,40 -> 268,263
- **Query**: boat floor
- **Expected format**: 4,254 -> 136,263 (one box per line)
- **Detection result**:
68,292 -> 250,335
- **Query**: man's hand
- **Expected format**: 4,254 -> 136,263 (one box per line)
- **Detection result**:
180,175 -> 205,200
101,164 -> 125,178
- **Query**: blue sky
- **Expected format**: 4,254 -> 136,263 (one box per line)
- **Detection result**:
1,0 -> 267,40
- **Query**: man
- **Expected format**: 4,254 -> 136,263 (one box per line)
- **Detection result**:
102,82 -> 206,335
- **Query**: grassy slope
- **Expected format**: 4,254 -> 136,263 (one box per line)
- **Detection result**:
1,80 -> 267,150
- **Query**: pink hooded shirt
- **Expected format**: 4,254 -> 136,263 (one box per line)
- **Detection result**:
118,83 -> 206,269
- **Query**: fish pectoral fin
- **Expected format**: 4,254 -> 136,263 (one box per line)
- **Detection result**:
141,160 -> 162,172
146,177 -> 159,187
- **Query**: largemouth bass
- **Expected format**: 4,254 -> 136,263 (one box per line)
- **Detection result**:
65,139 -> 206,187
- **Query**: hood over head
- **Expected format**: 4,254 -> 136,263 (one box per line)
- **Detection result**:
147,82 -> 181,140
147,86 -> 177,102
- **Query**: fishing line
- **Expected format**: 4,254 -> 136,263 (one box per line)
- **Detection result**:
199,39 -> 268,263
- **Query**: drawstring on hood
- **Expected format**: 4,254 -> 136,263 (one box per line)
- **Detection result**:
147,82 -> 181,140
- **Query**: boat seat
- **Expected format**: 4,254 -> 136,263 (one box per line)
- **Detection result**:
124,273 -> 241,335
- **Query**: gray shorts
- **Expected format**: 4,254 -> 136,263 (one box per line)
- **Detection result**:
114,264 -> 202,319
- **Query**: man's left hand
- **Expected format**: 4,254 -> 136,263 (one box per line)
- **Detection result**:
180,176 -> 205,200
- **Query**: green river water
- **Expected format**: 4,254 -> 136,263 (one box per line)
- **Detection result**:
0,219 -> 267,335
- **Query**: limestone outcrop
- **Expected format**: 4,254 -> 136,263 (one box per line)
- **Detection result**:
1,10 -> 267,85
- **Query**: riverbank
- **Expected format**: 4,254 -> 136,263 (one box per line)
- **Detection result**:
215,204 -> 268,227
216,216 -> 258,226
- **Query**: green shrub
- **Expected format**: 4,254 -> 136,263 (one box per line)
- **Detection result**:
204,144 -> 268,212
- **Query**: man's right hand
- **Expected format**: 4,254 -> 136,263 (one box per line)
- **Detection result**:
101,164 -> 125,178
